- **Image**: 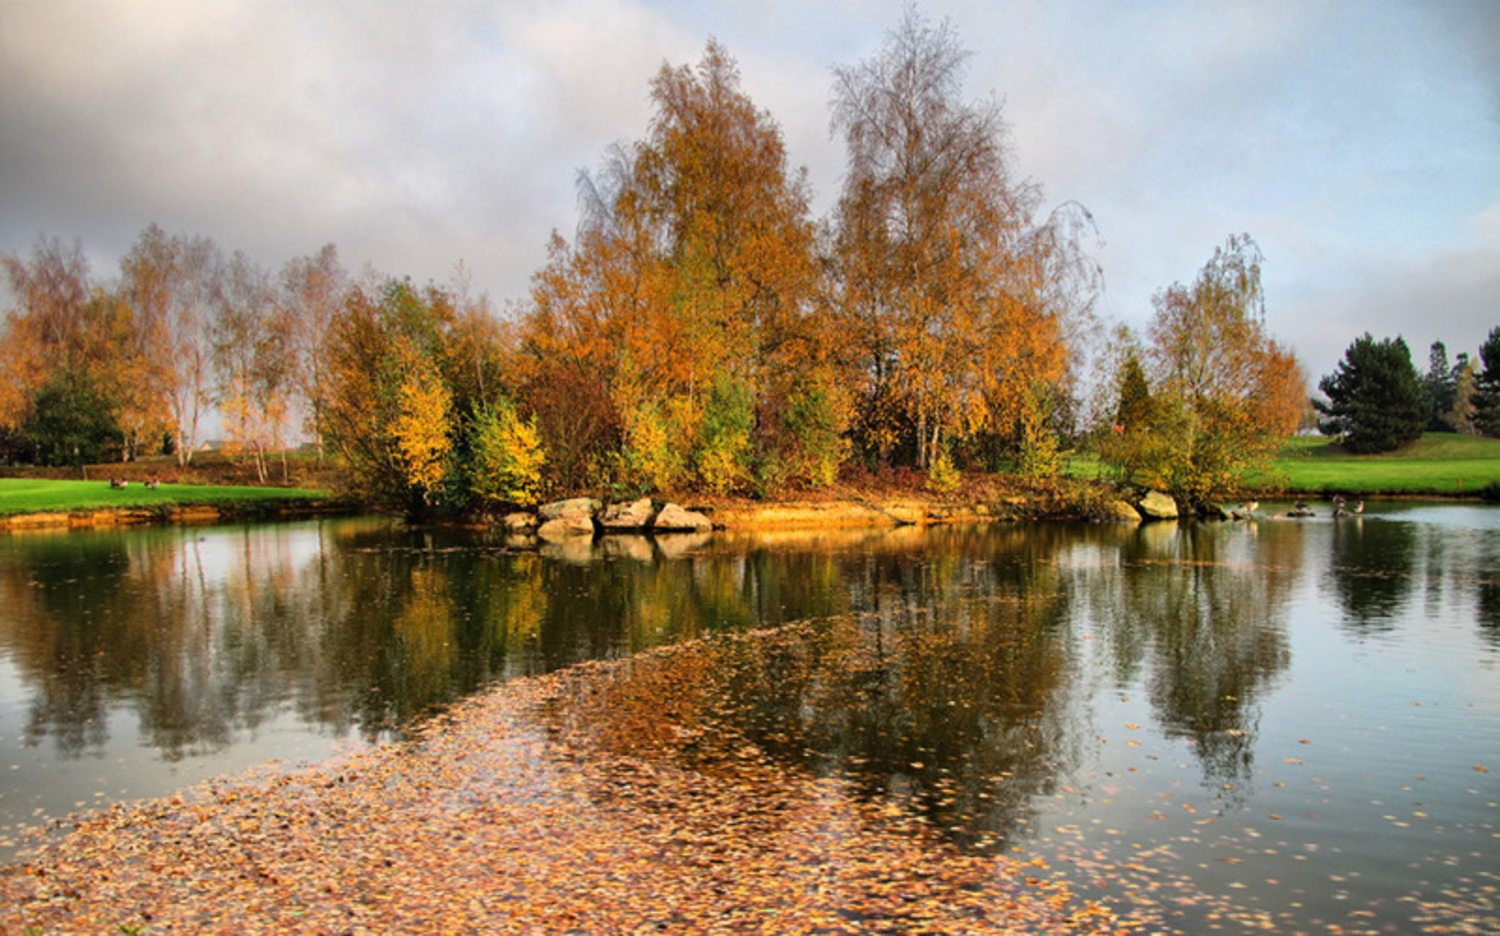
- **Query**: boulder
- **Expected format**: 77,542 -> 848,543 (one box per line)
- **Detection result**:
1136,490 -> 1179,520
1099,499 -> 1144,524
536,512 -> 596,541
599,497 -> 656,531
1198,502 -> 1231,521
652,503 -> 713,533
538,497 -> 602,522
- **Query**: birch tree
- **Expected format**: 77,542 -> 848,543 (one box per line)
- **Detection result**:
830,8 -> 1096,470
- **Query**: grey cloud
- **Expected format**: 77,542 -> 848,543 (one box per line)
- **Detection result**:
2,0 -> 1495,383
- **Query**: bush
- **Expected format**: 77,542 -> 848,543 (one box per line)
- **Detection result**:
926,445 -> 961,493
696,375 -> 754,495
468,400 -> 547,507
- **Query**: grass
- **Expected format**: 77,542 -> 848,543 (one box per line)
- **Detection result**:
1241,433 -> 1500,495
0,478 -> 331,518
1062,433 -> 1500,498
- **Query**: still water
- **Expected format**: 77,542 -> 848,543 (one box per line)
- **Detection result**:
1,505 -> 1496,931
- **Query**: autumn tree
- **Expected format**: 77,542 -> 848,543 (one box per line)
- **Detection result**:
280,244 -> 348,466
1446,353 -> 1478,435
1,236 -> 93,425
0,236 -> 144,464
325,277 -> 521,511
1314,332 -> 1426,453
467,398 -> 546,507
520,41 -> 823,494
1143,235 -> 1305,501
118,224 -> 222,465
829,8 -> 1097,471
212,251 -> 297,482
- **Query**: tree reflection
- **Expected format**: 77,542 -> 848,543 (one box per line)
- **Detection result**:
1326,517 -> 1417,630
568,525 -> 1075,854
1081,521 -> 1295,792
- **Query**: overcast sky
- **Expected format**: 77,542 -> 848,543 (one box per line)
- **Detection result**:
2,0 -> 1496,384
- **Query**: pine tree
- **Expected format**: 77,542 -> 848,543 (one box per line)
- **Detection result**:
1423,341 -> 1457,432
1314,333 -> 1426,453
1472,326 -> 1500,438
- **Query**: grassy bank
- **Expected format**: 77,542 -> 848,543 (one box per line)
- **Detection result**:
1245,433 -> 1500,496
0,478 -> 330,519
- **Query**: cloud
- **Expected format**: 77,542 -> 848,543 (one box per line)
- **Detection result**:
1,0 -> 1495,381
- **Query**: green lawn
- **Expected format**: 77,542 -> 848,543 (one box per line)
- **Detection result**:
1244,433 -> 1500,495
0,478 -> 330,517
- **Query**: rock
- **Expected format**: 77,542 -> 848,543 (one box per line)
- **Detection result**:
1136,490 -> 1179,520
538,497 -> 602,522
652,503 -> 713,533
599,498 -> 655,531
501,511 -> 538,533
1099,499 -> 1143,523
537,513 -> 596,541
1199,502 -> 1231,521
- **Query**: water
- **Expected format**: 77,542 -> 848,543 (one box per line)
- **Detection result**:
1,505 -> 1496,932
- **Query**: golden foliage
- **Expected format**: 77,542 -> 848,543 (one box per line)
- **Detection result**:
391,348 -> 453,498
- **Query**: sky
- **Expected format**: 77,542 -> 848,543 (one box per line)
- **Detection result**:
2,0 -> 1497,387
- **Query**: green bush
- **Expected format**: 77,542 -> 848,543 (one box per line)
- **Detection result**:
467,400 -> 547,507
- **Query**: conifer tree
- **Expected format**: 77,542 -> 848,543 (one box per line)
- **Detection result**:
1314,333 -> 1426,453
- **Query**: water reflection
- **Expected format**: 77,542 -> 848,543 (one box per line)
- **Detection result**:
1327,516 -> 1417,630
2,510 -> 1497,852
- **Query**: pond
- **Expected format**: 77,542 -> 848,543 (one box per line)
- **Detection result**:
1,504 -> 1496,932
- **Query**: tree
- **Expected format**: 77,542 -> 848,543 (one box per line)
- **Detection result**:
1314,333 -> 1426,453
1423,341 -> 1458,432
390,347 -> 453,501
1446,353 -> 1478,435
1143,235 -> 1306,501
1098,347 -> 1170,483
1473,326 -> 1500,437
520,41 -> 823,493
280,244 -> 347,466
1,236 -> 144,464
467,399 -> 546,507
117,224 -> 179,460
213,251 -> 295,482
21,370 -> 120,469
829,8 -> 1096,470
119,225 -> 222,466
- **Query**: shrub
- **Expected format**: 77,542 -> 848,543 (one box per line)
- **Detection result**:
468,400 -> 547,507
926,445 -> 961,493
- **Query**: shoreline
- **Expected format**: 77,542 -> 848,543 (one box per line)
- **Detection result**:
2,487 -> 1487,534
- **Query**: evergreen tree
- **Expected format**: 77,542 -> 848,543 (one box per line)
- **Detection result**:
21,370 -> 120,468
1423,341 -> 1457,432
1314,333 -> 1426,453
1473,326 -> 1500,438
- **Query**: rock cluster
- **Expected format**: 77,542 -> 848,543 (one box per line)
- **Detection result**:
504,498 -> 714,542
